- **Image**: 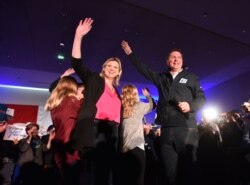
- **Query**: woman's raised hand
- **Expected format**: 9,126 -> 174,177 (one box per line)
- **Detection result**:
75,18 -> 94,38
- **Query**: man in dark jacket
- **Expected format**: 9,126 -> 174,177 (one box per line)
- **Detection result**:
121,41 -> 206,185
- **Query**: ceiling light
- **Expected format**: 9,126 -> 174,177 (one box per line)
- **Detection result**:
57,54 -> 65,60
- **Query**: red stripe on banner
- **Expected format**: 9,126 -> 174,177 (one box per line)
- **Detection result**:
6,104 -> 38,124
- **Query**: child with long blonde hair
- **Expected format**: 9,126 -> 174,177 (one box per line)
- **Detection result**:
121,84 -> 154,185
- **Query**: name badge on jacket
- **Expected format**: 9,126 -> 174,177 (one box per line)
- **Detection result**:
179,78 -> 188,84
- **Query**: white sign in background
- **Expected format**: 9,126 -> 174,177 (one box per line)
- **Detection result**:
3,123 -> 27,141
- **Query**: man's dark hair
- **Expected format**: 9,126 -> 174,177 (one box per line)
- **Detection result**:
167,48 -> 183,60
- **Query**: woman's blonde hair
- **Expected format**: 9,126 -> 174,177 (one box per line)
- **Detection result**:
121,85 -> 139,118
100,57 -> 122,86
45,76 -> 78,111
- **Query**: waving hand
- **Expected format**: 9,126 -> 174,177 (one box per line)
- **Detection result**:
75,18 -> 94,38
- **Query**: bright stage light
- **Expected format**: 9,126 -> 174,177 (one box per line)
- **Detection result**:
202,107 -> 219,122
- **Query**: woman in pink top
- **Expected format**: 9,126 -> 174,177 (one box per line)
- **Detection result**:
45,76 -> 82,185
71,18 -> 122,185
